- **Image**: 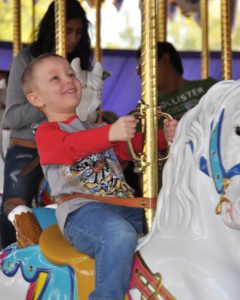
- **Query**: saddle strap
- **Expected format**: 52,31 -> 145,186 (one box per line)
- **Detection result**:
128,251 -> 176,300
58,193 -> 157,209
19,156 -> 40,176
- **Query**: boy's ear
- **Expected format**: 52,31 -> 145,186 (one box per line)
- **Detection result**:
27,92 -> 44,108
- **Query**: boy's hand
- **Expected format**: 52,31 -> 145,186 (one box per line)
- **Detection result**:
163,119 -> 178,143
109,116 -> 137,142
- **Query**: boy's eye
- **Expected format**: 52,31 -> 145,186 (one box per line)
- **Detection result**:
50,76 -> 59,81
69,73 -> 76,78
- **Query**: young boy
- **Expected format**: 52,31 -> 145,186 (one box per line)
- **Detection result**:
21,53 -> 177,300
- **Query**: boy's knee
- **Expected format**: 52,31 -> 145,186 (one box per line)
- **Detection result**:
110,223 -> 138,250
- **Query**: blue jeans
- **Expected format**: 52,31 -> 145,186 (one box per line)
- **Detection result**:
0,145 -> 43,248
2,145 -> 43,205
64,202 -> 144,300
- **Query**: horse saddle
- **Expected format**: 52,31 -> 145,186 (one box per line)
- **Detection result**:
39,224 -> 130,300
39,224 -> 95,299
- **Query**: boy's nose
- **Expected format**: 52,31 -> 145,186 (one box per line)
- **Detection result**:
65,75 -> 74,84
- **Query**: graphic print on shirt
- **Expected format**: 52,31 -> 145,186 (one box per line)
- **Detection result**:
159,87 -> 204,119
157,78 -> 217,122
63,150 -> 135,198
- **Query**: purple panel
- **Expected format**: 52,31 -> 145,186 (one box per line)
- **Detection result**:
0,43 -> 12,71
101,50 -> 141,116
1,43 -> 240,116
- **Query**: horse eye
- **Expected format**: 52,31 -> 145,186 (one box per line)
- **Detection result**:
235,125 -> 240,135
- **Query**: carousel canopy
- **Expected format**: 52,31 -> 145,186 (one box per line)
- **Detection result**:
0,0 -> 239,50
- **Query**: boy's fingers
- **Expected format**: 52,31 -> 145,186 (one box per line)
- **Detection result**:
121,115 -> 137,124
171,119 -> 178,126
163,118 -> 170,126
129,127 -> 136,134
164,119 -> 178,127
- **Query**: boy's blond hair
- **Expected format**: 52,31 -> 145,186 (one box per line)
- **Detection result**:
21,53 -> 65,95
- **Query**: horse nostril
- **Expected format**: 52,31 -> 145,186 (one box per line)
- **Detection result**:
235,126 -> 240,136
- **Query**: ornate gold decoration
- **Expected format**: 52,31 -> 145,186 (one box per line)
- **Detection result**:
200,0 -> 209,79
94,0 -> 102,62
215,178 -> 231,214
156,0 -> 174,164
13,0 -> 22,57
157,0 -> 167,42
140,0 -> 158,230
221,0 -> 232,80
55,0 -> 66,58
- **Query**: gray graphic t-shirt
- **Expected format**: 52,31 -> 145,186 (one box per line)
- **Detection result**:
41,118 -> 134,232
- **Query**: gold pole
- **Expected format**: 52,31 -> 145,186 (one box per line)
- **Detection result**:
157,0 -> 167,42
55,0 -> 66,58
141,0 -> 158,230
94,0 -> 102,62
221,0 -> 232,80
13,0 -> 22,57
200,0 -> 209,79
32,0 -> 36,42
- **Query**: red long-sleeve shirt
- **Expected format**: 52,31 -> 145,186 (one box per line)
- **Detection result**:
35,115 -> 167,165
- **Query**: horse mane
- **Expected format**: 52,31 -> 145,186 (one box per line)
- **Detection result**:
138,80 -> 240,247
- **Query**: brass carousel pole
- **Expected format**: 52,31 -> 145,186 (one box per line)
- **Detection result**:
13,0 -> 22,57
141,0 -> 158,230
54,0 -> 66,58
31,0 -> 36,42
94,0 -> 102,63
157,0 -> 167,42
221,0 -> 232,79
200,0 -> 209,79
94,0 -> 103,123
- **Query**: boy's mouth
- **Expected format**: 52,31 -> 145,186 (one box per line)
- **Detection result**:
63,88 -> 76,94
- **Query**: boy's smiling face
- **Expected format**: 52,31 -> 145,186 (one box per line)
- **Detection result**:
28,56 -> 82,121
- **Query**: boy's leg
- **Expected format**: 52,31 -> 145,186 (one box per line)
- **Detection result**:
64,202 -> 138,300
109,205 -> 144,235
0,145 -> 43,248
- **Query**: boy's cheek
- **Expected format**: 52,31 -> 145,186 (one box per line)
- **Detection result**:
80,81 -> 83,92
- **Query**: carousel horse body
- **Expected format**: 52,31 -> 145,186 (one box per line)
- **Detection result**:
0,244 -> 77,299
1,80 -> 240,299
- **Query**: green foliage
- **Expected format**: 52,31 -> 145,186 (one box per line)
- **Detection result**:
0,0 -> 52,44
168,0 -> 240,51
118,12 -> 139,49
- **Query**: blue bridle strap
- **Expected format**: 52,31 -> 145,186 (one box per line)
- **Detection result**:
199,109 -> 240,195
209,110 -> 226,193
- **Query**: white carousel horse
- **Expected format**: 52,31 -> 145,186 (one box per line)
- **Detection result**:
1,80 -> 240,299
129,79 -> 240,299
